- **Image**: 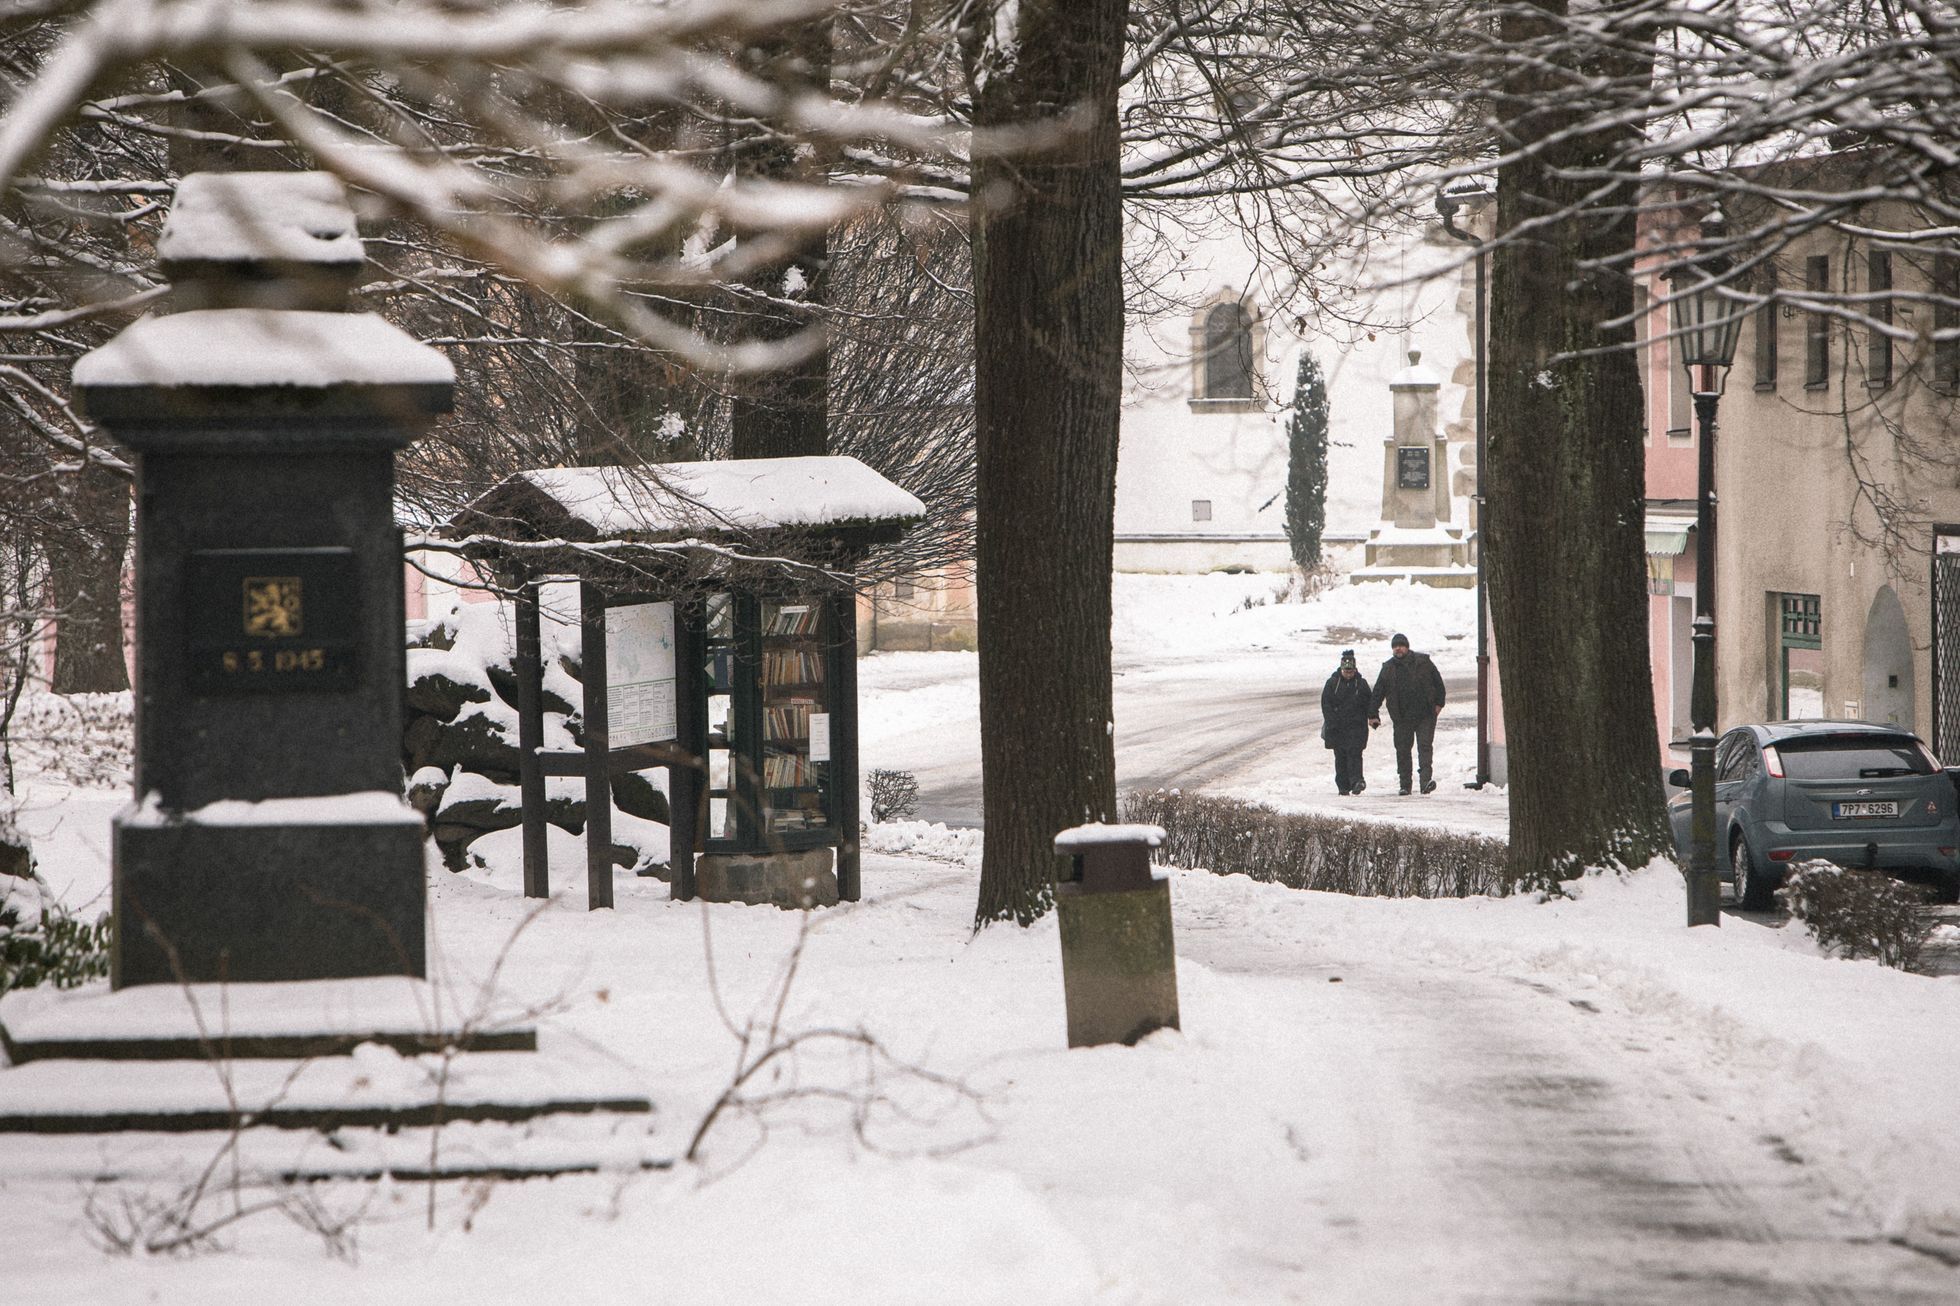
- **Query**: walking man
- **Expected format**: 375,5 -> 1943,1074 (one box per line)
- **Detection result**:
1368,633 -> 1445,795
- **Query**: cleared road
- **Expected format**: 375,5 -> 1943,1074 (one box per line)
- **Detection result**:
863,647 -> 1484,828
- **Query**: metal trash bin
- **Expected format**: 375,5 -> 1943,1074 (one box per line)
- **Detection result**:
1053,823 -> 1180,1048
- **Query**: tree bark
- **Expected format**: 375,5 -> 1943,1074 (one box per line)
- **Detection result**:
1485,0 -> 1669,884
48,459 -> 129,694
969,0 -> 1127,926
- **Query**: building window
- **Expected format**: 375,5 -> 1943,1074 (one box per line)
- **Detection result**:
1936,254 -> 1958,391
1191,499 -> 1213,522
1201,303 -> 1255,400
893,578 -> 915,601
1805,255 -> 1830,388
1667,347 -> 1692,439
1867,248 -> 1892,387
1632,283 -> 1649,438
1753,265 -> 1778,389
1777,591 -> 1824,719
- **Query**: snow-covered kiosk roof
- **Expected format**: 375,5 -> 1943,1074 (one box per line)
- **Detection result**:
450,456 -> 926,589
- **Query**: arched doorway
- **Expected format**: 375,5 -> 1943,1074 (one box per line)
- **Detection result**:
1862,585 -> 1914,728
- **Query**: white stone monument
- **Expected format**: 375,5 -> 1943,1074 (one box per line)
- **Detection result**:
1351,351 -> 1474,587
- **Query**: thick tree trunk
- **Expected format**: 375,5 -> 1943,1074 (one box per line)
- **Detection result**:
1485,0 -> 1668,883
969,0 -> 1127,926
48,460 -> 129,694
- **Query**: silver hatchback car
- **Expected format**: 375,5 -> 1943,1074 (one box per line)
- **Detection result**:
1666,721 -> 1960,910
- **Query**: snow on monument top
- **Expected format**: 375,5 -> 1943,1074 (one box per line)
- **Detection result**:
516,457 -> 927,535
73,309 -> 455,390
1390,350 -> 1441,389
157,171 -> 363,267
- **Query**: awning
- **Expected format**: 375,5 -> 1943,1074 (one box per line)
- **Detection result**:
1644,514 -> 1694,557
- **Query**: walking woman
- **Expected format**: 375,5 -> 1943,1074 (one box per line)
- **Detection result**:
1321,649 -> 1373,795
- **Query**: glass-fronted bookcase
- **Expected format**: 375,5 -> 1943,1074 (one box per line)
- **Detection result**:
700,592 -> 842,852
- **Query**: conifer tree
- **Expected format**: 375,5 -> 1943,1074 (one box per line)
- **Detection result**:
1284,354 -> 1329,571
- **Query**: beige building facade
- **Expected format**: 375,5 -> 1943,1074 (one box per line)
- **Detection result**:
1692,216 -> 1960,756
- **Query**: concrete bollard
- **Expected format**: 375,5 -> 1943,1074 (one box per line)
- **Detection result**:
1052,823 -> 1180,1048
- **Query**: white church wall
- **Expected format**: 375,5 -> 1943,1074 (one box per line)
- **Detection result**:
1115,211 -> 1478,573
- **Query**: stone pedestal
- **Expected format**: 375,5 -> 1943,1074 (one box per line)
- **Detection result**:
73,172 -> 453,988
1353,351 -> 1474,587
695,847 -> 839,909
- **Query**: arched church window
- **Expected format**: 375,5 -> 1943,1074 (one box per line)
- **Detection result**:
1202,303 -> 1256,400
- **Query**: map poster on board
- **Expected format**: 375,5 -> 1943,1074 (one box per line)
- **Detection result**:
605,601 -> 677,746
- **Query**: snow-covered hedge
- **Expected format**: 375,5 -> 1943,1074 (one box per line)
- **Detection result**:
1124,787 -> 1513,898
1778,860 -> 1936,971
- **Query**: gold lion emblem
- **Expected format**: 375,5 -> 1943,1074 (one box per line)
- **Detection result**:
243,577 -> 303,637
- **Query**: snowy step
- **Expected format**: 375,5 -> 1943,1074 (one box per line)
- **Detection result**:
0,1039 -> 652,1134
0,976 -> 537,1063
1,1117 -> 668,1184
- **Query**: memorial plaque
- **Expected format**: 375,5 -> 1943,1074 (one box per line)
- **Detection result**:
1396,445 -> 1431,490
187,547 -> 358,693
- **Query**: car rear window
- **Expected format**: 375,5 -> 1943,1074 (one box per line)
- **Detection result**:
1776,736 -> 1935,779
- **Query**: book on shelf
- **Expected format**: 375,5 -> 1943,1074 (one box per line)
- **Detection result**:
763,751 -> 821,788
764,604 -> 823,637
762,648 -> 825,686
765,701 -> 813,740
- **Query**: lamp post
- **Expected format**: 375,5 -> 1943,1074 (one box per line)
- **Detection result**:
1668,213 -> 1747,927
1436,182 -> 1490,788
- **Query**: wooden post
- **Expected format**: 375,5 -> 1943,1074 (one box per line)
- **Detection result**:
515,577 -> 549,899
668,597 -> 702,901
580,581 -> 614,910
832,590 -> 862,901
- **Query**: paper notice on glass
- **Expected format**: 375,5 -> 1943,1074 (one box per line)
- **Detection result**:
605,601 -> 677,746
808,712 -> 831,763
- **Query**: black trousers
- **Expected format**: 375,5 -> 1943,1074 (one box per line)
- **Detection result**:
1334,745 -> 1366,794
1391,713 -> 1437,789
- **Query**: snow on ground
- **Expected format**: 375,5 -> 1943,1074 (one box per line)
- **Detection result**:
1107,571 -> 1477,675
861,572 -> 1504,836
13,574 -> 1960,1298
9,807 -> 1960,1300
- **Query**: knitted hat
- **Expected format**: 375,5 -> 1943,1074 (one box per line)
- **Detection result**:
1339,649 -> 1357,668
1391,633 -> 1410,649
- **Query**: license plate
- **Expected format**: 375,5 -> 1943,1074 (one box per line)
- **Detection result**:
1832,800 -> 1898,819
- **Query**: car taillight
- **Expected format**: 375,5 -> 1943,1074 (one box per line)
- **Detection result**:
1762,745 -> 1785,778
1768,849 -> 1795,861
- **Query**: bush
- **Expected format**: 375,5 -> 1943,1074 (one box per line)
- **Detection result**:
1124,788 -> 1515,899
1778,859 -> 1933,972
869,769 -> 920,824
2,882 -> 111,996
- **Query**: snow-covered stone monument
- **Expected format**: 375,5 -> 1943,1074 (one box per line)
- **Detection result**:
1351,352 -> 1474,588
74,172 -> 454,987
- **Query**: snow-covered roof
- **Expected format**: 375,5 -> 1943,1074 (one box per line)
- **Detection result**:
73,309 -> 455,390
157,171 -> 364,267
507,457 -> 926,538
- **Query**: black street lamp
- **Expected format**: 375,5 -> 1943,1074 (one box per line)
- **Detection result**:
1436,182 -> 1491,789
1667,212 -> 1747,928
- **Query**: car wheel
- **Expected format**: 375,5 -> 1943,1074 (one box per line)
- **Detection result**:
1936,872 -> 1960,907
1731,832 -> 1775,911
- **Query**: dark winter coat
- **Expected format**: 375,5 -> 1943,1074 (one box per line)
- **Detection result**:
1369,650 -> 1445,723
1321,669 -> 1373,751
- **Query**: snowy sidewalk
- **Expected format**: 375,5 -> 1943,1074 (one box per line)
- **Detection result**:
10,847 -> 1960,1303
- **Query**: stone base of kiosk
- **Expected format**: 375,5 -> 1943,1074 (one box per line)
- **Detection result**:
694,847 -> 839,909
